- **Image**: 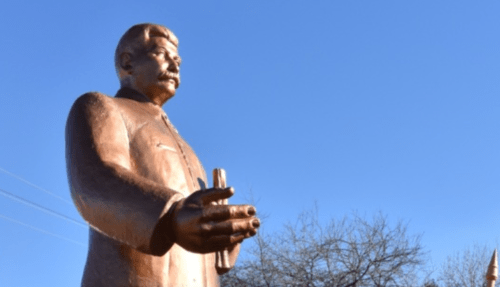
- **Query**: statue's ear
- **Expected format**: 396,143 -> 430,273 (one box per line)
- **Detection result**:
119,53 -> 133,74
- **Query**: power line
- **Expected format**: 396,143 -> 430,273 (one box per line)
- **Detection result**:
0,187 -> 87,228
0,213 -> 86,247
0,166 -> 73,205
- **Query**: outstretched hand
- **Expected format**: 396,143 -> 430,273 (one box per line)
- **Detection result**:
170,187 -> 259,254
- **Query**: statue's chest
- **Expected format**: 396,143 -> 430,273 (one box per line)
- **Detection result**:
126,114 -> 207,195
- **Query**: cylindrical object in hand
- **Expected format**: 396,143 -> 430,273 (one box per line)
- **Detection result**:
213,168 -> 230,272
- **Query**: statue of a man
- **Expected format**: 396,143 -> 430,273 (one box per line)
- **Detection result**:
65,23 -> 259,286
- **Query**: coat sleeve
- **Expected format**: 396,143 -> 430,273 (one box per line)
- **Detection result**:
65,92 -> 183,255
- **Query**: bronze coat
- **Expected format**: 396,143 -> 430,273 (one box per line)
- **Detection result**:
66,88 -> 218,286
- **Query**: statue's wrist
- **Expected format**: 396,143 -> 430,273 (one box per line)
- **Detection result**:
165,198 -> 183,243
149,197 -> 183,255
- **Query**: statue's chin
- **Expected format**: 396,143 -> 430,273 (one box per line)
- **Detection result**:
158,90 -> 177,106
141,84 -> 177,106
163,93 -> 176,103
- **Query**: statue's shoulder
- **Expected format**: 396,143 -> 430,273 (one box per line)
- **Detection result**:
67,92 -> 122,128
73,91 -> 115,108
69,91 -> 119,115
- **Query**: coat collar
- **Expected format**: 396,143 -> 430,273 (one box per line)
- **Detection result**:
115,87 -> 168,117
115,87 -> 154,104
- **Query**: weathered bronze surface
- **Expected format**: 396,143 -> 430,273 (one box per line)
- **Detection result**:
65,23 -> 259,286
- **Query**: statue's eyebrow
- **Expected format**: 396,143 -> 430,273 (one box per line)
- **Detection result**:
148,43 -> 182,65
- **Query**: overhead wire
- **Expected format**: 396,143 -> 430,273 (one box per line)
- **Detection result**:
0,167 -> 88,247
0,166 -> 73,205
0,213 -> 86,247
0,187 -> 87,228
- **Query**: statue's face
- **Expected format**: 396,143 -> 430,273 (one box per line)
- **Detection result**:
131,37 -> 181,104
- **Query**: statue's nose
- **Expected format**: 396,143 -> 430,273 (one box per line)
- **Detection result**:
166,59 -> 179,73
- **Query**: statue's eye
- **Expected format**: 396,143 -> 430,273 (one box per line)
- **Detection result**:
152,48 -> 165,57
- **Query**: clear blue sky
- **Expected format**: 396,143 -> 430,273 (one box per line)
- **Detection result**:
1,1 -> 500,285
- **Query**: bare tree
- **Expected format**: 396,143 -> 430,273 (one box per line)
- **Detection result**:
221,210 -> 425,287
438,244 -> 499,287
422,279 -> 440,287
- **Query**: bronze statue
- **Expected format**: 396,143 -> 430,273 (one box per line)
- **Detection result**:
65,23 -> 259,286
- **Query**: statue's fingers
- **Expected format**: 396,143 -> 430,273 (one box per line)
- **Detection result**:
202,205 -> 256,221
202,218 -> 260,236
199,187 -> 234,205
206,234 -> 246,251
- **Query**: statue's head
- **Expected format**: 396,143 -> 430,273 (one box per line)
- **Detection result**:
115,23 -> 181,106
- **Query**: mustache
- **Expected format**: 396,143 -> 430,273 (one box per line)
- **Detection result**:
158,71 -> 180,88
